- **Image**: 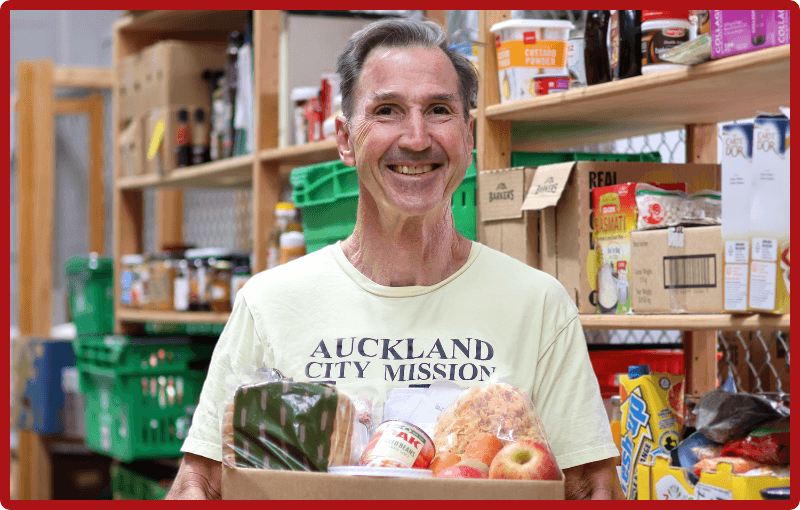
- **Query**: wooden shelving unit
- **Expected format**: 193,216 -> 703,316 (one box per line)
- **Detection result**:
110,10 -> 790,393
474,11 -> 790,397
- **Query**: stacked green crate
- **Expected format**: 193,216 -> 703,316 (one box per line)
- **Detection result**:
76,335 -> 214,462
65,255 -> 115,335
110,462 -> 177,500
290,151 -> 660,254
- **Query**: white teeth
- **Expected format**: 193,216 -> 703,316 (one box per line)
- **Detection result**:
395,165 -> 434,175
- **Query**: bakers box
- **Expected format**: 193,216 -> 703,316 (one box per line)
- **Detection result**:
222,466 -> 564,499
479,162 -> 720,314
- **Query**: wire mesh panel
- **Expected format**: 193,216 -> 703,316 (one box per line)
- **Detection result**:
718,330 -> 790,399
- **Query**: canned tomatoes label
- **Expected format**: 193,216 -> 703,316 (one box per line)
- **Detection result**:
359,420 -> 435,469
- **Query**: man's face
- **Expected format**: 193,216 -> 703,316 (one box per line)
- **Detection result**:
336,46 -> 474,219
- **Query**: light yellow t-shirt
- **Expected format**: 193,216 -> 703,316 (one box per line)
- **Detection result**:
182,241 -> 617,470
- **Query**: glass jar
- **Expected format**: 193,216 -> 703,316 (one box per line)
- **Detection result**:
148,253 -> 178,311
207,259 -> 233,313
173,258 -> 192,312
230,253 -> 252,309
120,254 -> 144,308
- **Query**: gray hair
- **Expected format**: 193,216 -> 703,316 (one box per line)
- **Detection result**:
336,18 -> 478,122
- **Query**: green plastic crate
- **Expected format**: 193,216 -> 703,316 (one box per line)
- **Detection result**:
291,161 -> 477,253
110,462 -> 176,500
76,335 -> 213,462
65,255 -> 114,336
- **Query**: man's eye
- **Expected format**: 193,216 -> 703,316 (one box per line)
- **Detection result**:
431,105 -> 451,115
375,105 -> 394,115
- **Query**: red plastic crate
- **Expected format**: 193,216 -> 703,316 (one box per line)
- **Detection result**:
589,349 -> 684,399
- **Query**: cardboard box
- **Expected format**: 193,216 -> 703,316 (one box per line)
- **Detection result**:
222,466 -> 564,500
116,53 -> 137,124
478,167 -> 540,268
145,104 -> 207,175
515,161 -> 719,313
710,10 -> 790,59
630,226 -> 724,313
142,40 -> 226,116
749,114 -> 790,314
720,122 -> 754,312
18,338 -> 77,435
639,455 -> 790,500
118,116 -> 144,177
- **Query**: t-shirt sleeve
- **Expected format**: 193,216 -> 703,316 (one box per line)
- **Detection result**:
180,291 -> 270,462
532,314 -> 619,470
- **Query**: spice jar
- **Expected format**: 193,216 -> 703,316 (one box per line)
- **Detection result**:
173,258 -> 191,312
207,259 -> 233,313
185,248 -> 210,311
148,253 -> 178,311
230,254 -> 252,309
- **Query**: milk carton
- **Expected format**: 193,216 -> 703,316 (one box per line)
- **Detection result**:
749,114 -> 790,314
720,122 -> 754,312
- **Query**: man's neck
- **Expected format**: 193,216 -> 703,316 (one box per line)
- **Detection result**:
340,201 -> 472,287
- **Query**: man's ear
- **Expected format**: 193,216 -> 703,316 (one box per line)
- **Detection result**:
335,115 -> 356,167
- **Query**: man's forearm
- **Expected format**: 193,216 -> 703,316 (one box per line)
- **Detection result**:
563,457 -> 625,500
165,452 -> 222,500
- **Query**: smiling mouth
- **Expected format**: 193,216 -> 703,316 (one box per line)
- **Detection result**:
386,164 -> 442,175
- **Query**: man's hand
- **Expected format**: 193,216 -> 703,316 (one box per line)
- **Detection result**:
563,457 -> 625,500
165,452 -> 222,500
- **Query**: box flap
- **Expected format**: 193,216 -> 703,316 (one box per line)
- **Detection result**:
477,167 -> 526,221
521,162 -> 576,211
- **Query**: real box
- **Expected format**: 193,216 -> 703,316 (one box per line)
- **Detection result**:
749,114 -> 790,314
481,161 -> 719,314
630,226 -> 723,313
18,338 -> 77,435
222,466 -> 564,500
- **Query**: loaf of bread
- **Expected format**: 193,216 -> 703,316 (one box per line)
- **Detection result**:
221,381 -> 356,470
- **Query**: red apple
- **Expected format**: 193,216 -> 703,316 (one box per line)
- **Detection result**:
488,440 -> 561,481
456,458 -> 490,476
436,464 -> 488,479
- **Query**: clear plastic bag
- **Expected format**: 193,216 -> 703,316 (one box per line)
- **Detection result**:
220,372 -> 366,471
635,183 -> 687,230
431,381 -> 561,479
678,190 -> 721,226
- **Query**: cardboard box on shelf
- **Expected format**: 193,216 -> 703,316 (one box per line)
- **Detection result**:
221,466 -> 564,500
630,226 -> 724,313
117,53 -> 137,124
118,117 -> 144,178
144,104 -> 207,176
489,161 -> 720,314
478,167 -> 540,269
749,114 -> 790,314
720,122 -> 754,313
710,10 -> 790,59
142,40 -> 226,114
638,455 -> 789,500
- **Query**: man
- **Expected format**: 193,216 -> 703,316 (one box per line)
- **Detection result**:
167,17 -> 623,500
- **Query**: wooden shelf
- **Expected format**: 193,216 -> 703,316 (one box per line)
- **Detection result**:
115,10 -> 250,36
116,308 -> 231,324
580,313 -> 790,331
116,154 -> 254,189
260,138 -> 340,166
486,45 -> 790,152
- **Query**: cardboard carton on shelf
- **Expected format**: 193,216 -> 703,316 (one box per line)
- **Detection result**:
479,162 -> 720,314
637,455 -> 789,500
118,116 -> 144,178
222,466 -> 565,500
630,225 -> 724,314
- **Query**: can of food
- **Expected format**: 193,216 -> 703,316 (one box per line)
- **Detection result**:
534,73 -> 570,95
359,420 -> 435,469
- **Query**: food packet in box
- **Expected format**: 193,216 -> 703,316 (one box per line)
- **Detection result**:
678,190 -> 721,226
635,183 -> 687,230
431,381 -> 561,480
219,366 -> 368,471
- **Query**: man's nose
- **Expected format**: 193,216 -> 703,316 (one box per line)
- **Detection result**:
398,110 -> 432,152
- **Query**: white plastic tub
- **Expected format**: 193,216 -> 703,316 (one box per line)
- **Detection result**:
490,19 -> 575,103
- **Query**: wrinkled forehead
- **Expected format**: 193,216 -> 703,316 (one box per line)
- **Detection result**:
354,44 -> 459,104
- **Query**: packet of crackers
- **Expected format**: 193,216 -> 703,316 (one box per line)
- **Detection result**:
619,364 -> 685,500
219,367 -> 367,471
430,381 -> 562,480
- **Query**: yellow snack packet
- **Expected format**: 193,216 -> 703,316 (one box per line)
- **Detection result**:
619,365 -> 685,500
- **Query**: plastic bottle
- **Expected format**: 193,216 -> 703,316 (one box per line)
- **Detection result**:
628,364 -> 651,379
618,10 -> 642,79
175,108 -> 191,167
640,11 -> 691,74
267,203 -> 298,269
224,31 -> 243,159
280,231 -> 306,265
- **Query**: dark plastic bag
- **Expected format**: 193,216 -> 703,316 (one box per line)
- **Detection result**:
695,390 -> 790,444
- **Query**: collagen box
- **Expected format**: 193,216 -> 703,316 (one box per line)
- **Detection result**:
710,10 -> 790,59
